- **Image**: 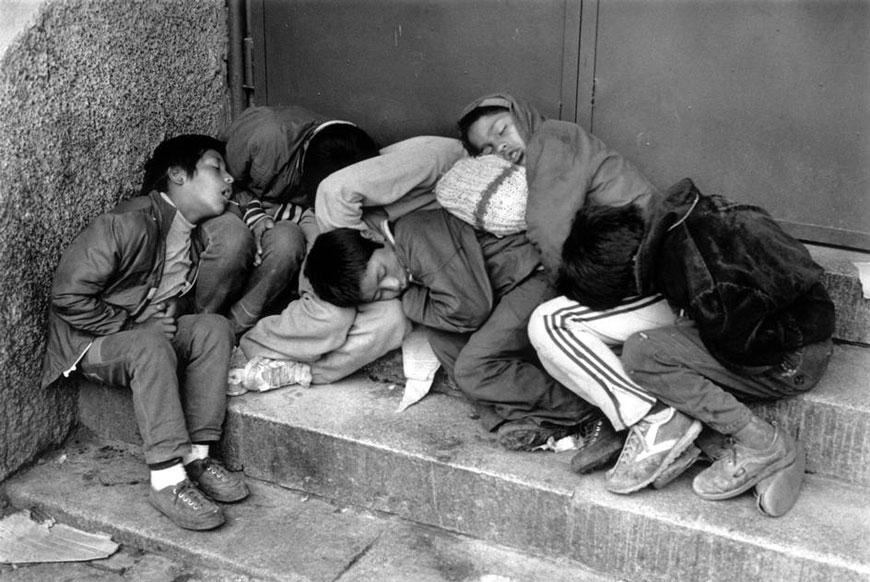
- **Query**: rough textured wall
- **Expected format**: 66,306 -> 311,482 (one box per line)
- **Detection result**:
0,0 -> 229,481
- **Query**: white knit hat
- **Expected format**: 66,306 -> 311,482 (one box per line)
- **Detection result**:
435,155 -> 527,237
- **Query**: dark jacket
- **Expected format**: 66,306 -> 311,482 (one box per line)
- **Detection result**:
41,192 -> 203,388
460,93 -> 659,279
636,178 -> 835,368
391,209 -> 541,334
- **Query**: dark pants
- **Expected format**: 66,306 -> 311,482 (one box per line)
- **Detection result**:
79,314 -> 234,465
426,271 -> 595,431
197,213 -> 305,336
621,321 -> 833,434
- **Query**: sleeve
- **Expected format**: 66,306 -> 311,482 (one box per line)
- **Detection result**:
50,215 -> 134,335
315,136 -> 466,233
397,211 -> 494,334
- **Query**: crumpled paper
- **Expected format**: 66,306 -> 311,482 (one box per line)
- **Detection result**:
397,326 -> 440,413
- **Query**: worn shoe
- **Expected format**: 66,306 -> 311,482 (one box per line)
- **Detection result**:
652,444 -> 701,489
693,425 -> 796,501
570,417 -> 625,474
754,440 -> 806,517
497,420 -> 578,452
186,457 -> 250,503
148,480 -> 225,531
605,407 -> 702,494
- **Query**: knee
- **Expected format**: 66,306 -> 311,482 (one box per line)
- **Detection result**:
263,221 -> 307,264
127,329 -> 176,362
200,213 -> 255,267
187,314 -> 235,353
621,332 -> 656,374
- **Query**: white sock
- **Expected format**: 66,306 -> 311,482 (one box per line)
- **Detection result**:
182,444 -> 210,466
150,462 -> 187,491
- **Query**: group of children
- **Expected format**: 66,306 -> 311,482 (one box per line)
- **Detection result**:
41,93 -> 835,531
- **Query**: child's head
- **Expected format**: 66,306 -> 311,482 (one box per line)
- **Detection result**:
141,134 -> 233,223
141,134 -> 227,195
305,228 -> 409,307
298,123 -> 379,206
558,203 -> 645,311
458,105 -> 526,166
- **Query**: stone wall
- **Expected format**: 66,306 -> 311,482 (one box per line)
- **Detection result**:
0,0 -> 229,481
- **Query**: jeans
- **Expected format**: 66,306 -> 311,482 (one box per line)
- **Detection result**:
621,321 -> 834,434
79,314 -> 234,465
197,212 -> 305,336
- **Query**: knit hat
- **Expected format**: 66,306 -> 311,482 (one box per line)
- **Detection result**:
435,154 -> 527,237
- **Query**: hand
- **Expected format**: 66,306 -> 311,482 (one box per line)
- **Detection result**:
251,217 -> 275,267
130,302 -> 177,338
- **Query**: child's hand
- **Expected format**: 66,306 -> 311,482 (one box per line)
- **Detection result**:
251,217 -> 275,267
131,302 -> 177,338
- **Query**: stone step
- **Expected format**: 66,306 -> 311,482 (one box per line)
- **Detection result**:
810,245 -> 870,345
213,372 -> 870,582
1,431 -> 613,582
79,342 -> 870,490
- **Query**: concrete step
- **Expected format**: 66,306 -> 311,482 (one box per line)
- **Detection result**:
79,342 -> 870,490
810,245 -> 870,345
215,373 -> 870,582
1,431 -> 613,582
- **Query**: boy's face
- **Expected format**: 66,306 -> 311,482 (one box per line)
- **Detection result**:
466,110 -> 526,165
171,149 -> 233,222
359,246 -> 409,302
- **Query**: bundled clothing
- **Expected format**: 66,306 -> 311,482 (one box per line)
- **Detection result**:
387,209 -> 594,430
460,93 -> 659,278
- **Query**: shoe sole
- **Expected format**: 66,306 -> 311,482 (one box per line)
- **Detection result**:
693,437 -> 798,501
652,444 -> 701,490
754,441 -> 806,517
607,419 -> 703,494
205,487 -> 250,503
571,440 -> 624,474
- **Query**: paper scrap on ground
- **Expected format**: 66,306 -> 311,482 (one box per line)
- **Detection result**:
398,327 -> 441,413
0,509 -> 118,564
532,435 -> 582,453
854,262 -> 870,299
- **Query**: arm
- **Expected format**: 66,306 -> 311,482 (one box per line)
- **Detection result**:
51,215 -> 139,335
397,211 -> 494,334
315,136 -> 466,233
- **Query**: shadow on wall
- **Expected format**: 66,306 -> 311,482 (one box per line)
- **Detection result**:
0,0 -> 230,481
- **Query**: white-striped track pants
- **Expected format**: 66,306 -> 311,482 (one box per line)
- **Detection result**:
528,295 -> 676,431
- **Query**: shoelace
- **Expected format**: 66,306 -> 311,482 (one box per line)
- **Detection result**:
174,482 -> 207,509
204,460 -> 231,482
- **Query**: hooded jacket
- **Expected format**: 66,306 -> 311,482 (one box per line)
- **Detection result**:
224,106 -> 357,226
636,178 -> 835,368
40,192 -> 204,388
459,93 -> 659,279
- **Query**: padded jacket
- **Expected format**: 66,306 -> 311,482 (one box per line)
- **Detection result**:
40,192 -> 203,388
635,178 -> 835,368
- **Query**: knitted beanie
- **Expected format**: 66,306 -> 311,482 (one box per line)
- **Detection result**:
435,154 -> 527,237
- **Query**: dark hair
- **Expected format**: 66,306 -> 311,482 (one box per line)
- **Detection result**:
304,228 -> 383,307
457,105 -> 509,155
141,134 -> 226,195
297,124 -> 380,206
557,203 -> 645,311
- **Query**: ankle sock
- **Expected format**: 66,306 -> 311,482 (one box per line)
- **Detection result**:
150,461 -> 186,491
182,443 -> 210,466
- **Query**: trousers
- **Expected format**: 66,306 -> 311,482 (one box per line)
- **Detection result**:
621,322 -> 834,434
79,314 -> 234,465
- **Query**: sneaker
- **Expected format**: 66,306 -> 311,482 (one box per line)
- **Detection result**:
497,420 -> 578,452
186,457 -> 250,503
605,407 -> 702,494
693,425 -> 796,501
570,417 -> 625,474
148,480 -> 225,531
652,444 -> 701,489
